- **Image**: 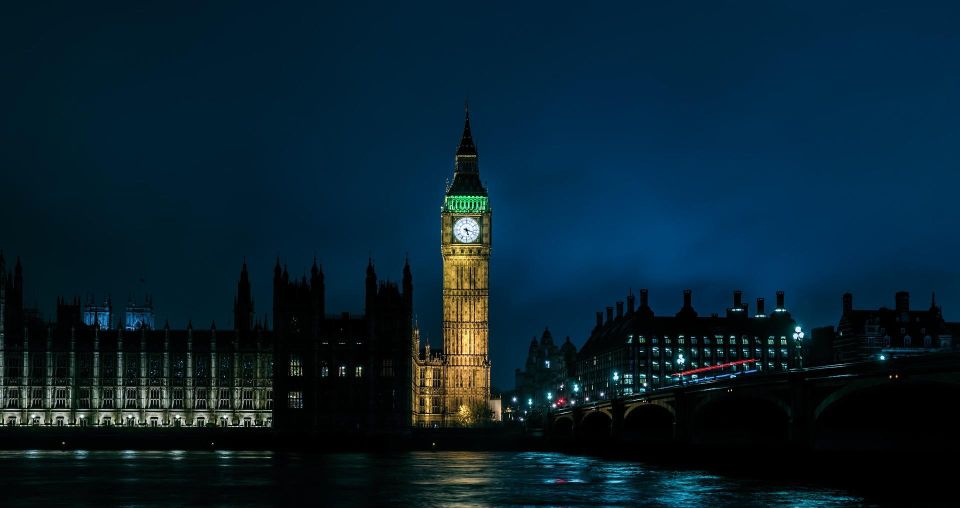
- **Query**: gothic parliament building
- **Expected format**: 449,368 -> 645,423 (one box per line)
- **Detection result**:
0,109 -> 492,429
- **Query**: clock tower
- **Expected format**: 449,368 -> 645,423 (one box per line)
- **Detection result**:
441,106 -> 492,421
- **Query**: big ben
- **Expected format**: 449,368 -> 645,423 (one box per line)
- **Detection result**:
441,106 -> 491,420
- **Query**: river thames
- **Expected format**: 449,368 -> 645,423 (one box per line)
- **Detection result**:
0,450 -> 882,507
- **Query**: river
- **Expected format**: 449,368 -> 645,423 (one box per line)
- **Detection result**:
0,450 -> 875,506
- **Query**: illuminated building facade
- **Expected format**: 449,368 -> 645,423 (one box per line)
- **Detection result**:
575,289 -> 801,403
0,258 -> 273,428
833,291 -> 959,363
413,108 -> 492,426
0,256 -> 413,431
82,296 -> 112,329
124,296 -> 155,331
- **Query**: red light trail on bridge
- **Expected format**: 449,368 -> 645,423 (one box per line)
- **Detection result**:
671,358 -> 758,377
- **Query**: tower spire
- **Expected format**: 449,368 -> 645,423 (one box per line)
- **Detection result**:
447,105 -> 486,196
455,103 -> 477,158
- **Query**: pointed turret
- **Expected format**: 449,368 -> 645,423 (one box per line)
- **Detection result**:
310,256 -> 325,325
446,104 -> 487,196
365,258 -> 377,317
456,102 -> 477,157
13,257 -> 23,291
234,258 -> 253,332
402,256 -> 413,317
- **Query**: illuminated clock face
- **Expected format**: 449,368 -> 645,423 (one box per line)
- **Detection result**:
453,217 -> 480,243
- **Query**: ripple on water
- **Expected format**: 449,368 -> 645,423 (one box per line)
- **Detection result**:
0,450 -> 870,507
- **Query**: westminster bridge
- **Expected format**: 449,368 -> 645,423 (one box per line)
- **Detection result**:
547,353 -> 960,451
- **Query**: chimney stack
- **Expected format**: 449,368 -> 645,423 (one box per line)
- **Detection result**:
627,291 -> 635,314
776,290 -> 785,310
606,306 -> 614,323
733,290 -> 742,308
895,291 -> 910,313
683,289 -> 692,308
616,301 -> 623,319
756,297 -> 766,316
640,289 -> 649,309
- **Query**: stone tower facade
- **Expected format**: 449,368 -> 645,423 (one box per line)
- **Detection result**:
440,107 -> 492,420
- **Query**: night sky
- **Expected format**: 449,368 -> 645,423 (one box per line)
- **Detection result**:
2,2 -> 959,388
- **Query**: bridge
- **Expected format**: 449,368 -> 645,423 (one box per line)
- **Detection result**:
548,353 -> 960,451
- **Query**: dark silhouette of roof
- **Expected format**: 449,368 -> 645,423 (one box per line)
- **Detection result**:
446,105 -> 488,197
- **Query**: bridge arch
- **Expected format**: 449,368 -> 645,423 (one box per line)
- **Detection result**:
690,393 -> 791,446
623,402 -> 675,442
551,415 -> 575,438
579,410 -> 613,440
814,376 -> 960,450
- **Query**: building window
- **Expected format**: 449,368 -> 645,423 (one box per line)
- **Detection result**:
242,390 -> 253,410
149,389 -> 161,409
355,365 -> 363,378
904,335 -> 912,347
339,365 -> 347,377
54,388 -> 67,409
288,354 -> 303,377
172,389 -> 184,409
6,388 -> 20,409
78,388 -> 91,409
321,364 -> 329,378
196,388 -> 208,409
125,388 -> 138,409
266,389 -> 273,410
218,388 -> 230,409
102,388 -> 114,409
31,388 -> 43,409
544,360 -> 551,369
382,359 -> 394,377
288,391 -> 303,409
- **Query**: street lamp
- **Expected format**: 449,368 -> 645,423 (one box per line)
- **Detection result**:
792,326 -> 805,369
677,353 -> 686,386
612,371 -> 620,398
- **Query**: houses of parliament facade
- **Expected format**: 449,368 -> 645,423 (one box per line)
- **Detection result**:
0,110 -> 493,430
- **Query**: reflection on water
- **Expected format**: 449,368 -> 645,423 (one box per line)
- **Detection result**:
0,450 -> 868,507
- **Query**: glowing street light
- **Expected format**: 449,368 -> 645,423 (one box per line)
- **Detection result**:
677,353 -> 686,386
792,326 -> 805,368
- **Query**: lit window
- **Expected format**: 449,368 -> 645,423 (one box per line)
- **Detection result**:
321,364 -> 329,378
355,365 -> 363,378
288,391 -> 303,409
289,354 -> 303,377
544,360 -> 551,369
54,388 -> 67,409
339,366 -> 346,377
125,387 -> 138,409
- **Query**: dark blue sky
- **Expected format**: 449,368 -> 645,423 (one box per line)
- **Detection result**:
2,2 -> 959,388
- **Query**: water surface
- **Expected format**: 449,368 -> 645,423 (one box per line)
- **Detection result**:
0,450 -> 868,507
